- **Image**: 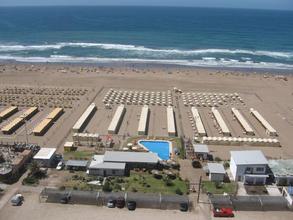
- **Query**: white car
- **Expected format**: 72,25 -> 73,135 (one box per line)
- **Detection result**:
11,194 -> 24,206
56,161 -> 64,170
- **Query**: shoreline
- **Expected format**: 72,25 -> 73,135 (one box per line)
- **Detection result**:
1,61 -> 292,75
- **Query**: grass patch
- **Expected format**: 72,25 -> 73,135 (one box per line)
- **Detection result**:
121,171 -> 188,195
202,181 -> 237,195
63,150 -> 95,160
62,172 -> 102,191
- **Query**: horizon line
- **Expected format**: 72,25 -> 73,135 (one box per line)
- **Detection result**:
0,5 -> 292,12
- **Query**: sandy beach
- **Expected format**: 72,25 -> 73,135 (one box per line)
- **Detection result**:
0,63 -> 292,160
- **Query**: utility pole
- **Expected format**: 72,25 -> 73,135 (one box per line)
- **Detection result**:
197,175 -> 202,203
24,120 -> 29,145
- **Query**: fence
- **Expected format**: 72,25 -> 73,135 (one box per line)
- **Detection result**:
40,188 -> 190,210
210,195 -> 291,211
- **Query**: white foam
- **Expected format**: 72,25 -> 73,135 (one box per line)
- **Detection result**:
0,42 -> 292,59
0,55 -> 293,70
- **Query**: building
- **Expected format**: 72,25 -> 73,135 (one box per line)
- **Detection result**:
250,108 -> 277,136
108,104 -> 126,134
211,107 -> 231,136
137,105 -> 150,135
33,148 -> 56,167
87,151 -> 159,177
193,144 -> 209,160
63,141 -> 76,152
230,150 -> 268,185
207,163 -> 226,182
166,106 -> 176,137
72,103 -> 96,133
65,160 -> 88,171
88,155 -> 125,176
0,149 -> 33,183
103,151 -> 159,169
268,160 -> 293,185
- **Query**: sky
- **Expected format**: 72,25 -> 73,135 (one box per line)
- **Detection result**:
0,0 -> 292,11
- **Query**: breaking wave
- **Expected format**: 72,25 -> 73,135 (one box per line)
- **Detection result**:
0,42 -> 293,59
1,54 -> 293,70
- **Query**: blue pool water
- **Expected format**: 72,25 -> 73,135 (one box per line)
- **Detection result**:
139,141 -> 170,160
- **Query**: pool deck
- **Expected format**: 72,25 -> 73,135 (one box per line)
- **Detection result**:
137,139 -> 173,160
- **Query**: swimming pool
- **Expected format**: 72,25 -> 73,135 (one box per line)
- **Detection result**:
138,140 -> 171,160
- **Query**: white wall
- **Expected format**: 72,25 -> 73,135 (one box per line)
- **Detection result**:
230,155 -> 267,181
230,157 -> 237,181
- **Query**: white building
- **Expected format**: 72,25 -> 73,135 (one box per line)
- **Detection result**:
88,155 -> 125,176
207,163 -> 226,182
87,151 -> 159,177
230,150 -> 268,185
193,144 -> 209,160
33,148 -> 56,167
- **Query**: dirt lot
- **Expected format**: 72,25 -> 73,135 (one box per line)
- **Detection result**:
0,191 -> 292,220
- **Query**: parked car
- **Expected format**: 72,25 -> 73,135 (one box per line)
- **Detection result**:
213,207 -> 234,217
60,194 -> 71,204
127,201 -> 136,211
11,194 -> 24,206
107,199 -> 116,208
116,197 -> 125,208
56,161 -> 64,170
179,202 -> 188,212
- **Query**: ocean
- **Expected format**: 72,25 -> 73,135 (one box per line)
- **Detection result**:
0,6 -> 293,70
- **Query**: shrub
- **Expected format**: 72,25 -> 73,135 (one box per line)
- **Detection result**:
215,157 -> 222,162
102,181 -> 112,192
175,188 -> 183,195
224,161 -> 230,169
131,187 -> 137,192
113,184 -> 122,191
192,160 -> 202,168
163,176 -> 173,186
22,176 -> 38,185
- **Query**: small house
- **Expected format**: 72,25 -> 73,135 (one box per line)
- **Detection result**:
33,148 -> 56,167
207,163 -> 226,182
193,144 -> 209,160
65,160 -> 89,171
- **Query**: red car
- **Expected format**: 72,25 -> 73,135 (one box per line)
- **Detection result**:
213,207 -> 234,217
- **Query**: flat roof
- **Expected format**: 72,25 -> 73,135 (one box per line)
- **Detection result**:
33,148 -> 56,160
191,107 -> 206,136
64,141 -> 74,147
212,107 -> 230,135
138,105 -> 149,134
46,107 -> 63,120
166,106 -> 176,135
231,108 -> 254,135
33,118 -> 52,133
193,144 -> 209,153
0,106 -> 18,118
207,163 -> 226,174
89,162 -> 126,170
104,151 -> 159,164
230,150 -> 268,165
19,107 -> 38,119
1,117 -> 23,132
250,108 -> 277,135
268,159 -> 293,177
73,103 -> 96,131
108,104 -> 125,133
66,160 -> 88,167
88,155 -> 105,168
